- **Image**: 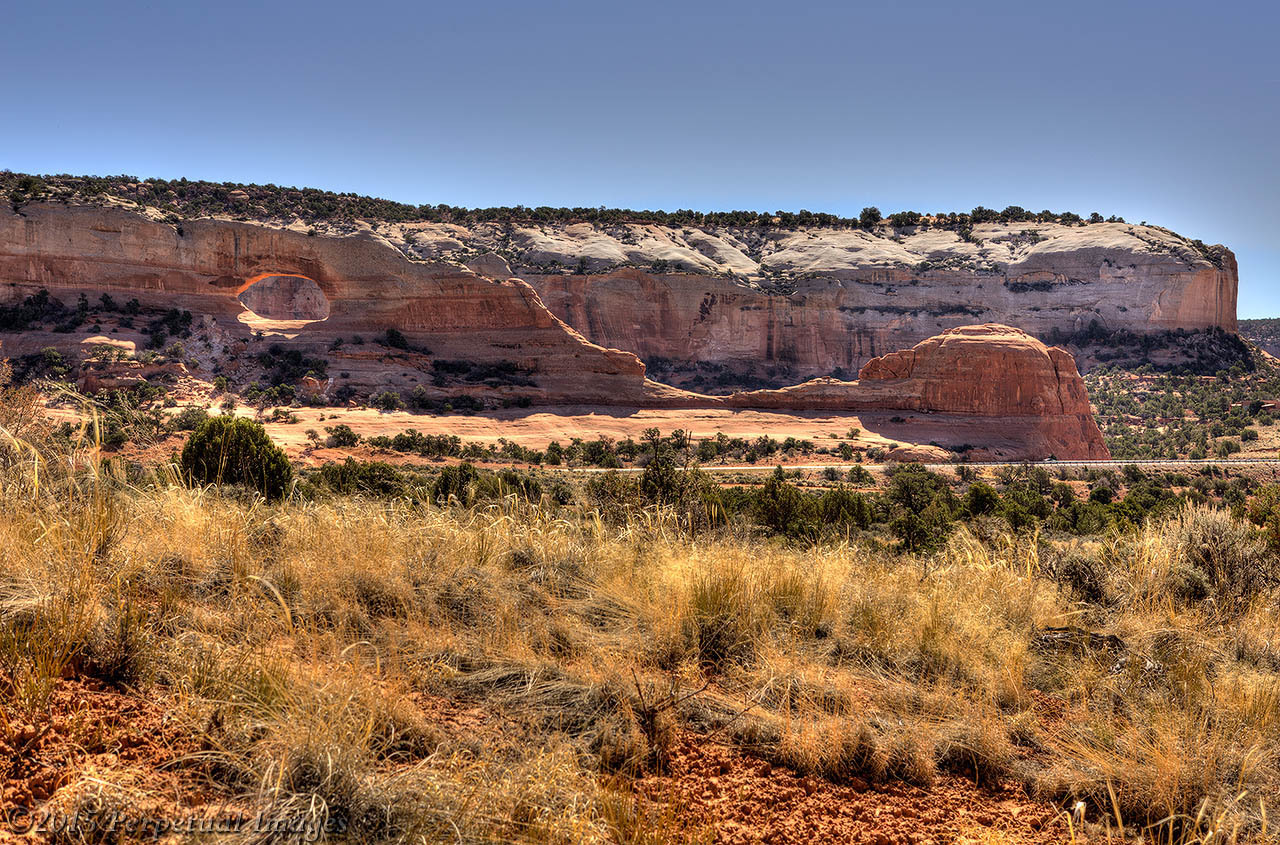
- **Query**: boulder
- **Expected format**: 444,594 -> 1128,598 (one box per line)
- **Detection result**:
77,359 -> 187,393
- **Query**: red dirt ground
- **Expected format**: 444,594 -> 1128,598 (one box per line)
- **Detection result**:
0,676 -> 232,843
0,678 -> 206,810
636,731 -> 1080,845
2,676 -> 1086,844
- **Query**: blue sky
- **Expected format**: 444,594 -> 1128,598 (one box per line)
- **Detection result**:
7,0 -> 1278,315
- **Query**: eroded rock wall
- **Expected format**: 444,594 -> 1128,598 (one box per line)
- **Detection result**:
7,205 -> 1234,385
396,220 -> 1234,380
0,204 -> 651,405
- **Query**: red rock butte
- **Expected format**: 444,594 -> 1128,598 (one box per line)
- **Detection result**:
725,325 -> 1109,460
0,204 -> 1119,459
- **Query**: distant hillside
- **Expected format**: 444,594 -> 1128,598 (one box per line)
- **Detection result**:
3,170 -> 1127,232
1,181 -> 1240,382
1239,318 -> 1280,357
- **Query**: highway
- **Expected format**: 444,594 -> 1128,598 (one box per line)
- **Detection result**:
572,458 -> 1280,473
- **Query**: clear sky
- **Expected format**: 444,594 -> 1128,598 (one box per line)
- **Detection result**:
6,0 -> 1278,315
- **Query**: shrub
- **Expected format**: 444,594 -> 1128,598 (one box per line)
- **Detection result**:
255,344 -> 327,386
887,210 -> 922,228
884,464 -> 955,552
180,416 -> 293,500
170,405 -> 209,432
1172,505 -> 1274,611
40,347 -> 68,378
1041,549 -> 1109,604
815,486 -> 873,532
432,463 -> 479,506
372,391 -> 405,412
314,458 -> 413,498
847,466 -> 874,485
962,482 -> 999,517
475,468 -> 542,502
383,328 -> 409,350
325,424 -> 360,447
586,470 -> 640,522
754,466 -> 814,539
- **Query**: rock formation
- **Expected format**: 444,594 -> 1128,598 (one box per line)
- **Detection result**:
0,204 -> 1112,459
0,204 -> 656,406
5,204 -> 1237,382
77,358 -> 188,394
237,274 -> 332,321
516,223 -> 1236,381
857,324 -> 1097,419
723,325 -> 1109,460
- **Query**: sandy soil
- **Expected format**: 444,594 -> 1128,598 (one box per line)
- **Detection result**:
125,403 -> 1031,464
248,405 -> 891,454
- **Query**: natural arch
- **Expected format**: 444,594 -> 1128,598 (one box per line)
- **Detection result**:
236,273 -> 331,322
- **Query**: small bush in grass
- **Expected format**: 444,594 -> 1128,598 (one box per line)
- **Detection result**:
372,391 -> 404,411
170,405 -> 209,432
432,462 -> 479,506
1042,548 -> 1109,605
1172,504 -> 1274,611
180,416 -> 293,500
85,596 -> 155,688
325,423 -> 360,447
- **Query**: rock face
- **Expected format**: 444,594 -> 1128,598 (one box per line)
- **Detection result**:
724,325 -> 1109,460
504,223 -> 1236,380
0,204 -> 655,406
5,204 -> 1235,383
857,324 -> 1096,419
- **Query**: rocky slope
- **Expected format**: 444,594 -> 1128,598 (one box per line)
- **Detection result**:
1239,318 -> 1280,358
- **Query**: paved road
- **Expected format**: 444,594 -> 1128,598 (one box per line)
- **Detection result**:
571,458 -> 1280,473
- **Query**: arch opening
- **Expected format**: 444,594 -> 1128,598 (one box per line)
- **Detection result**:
236,273 -> 330,332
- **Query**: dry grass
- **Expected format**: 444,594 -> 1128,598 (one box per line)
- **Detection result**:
3,418 -> 1280,842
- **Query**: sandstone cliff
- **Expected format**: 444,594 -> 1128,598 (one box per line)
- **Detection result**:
5,202 -> 1236,385
511,223 -> 1236,381
0,205 -> 1108,459
244,213 -> 1230,384
0,204 -> 656,406
723,325 -> 1109,460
